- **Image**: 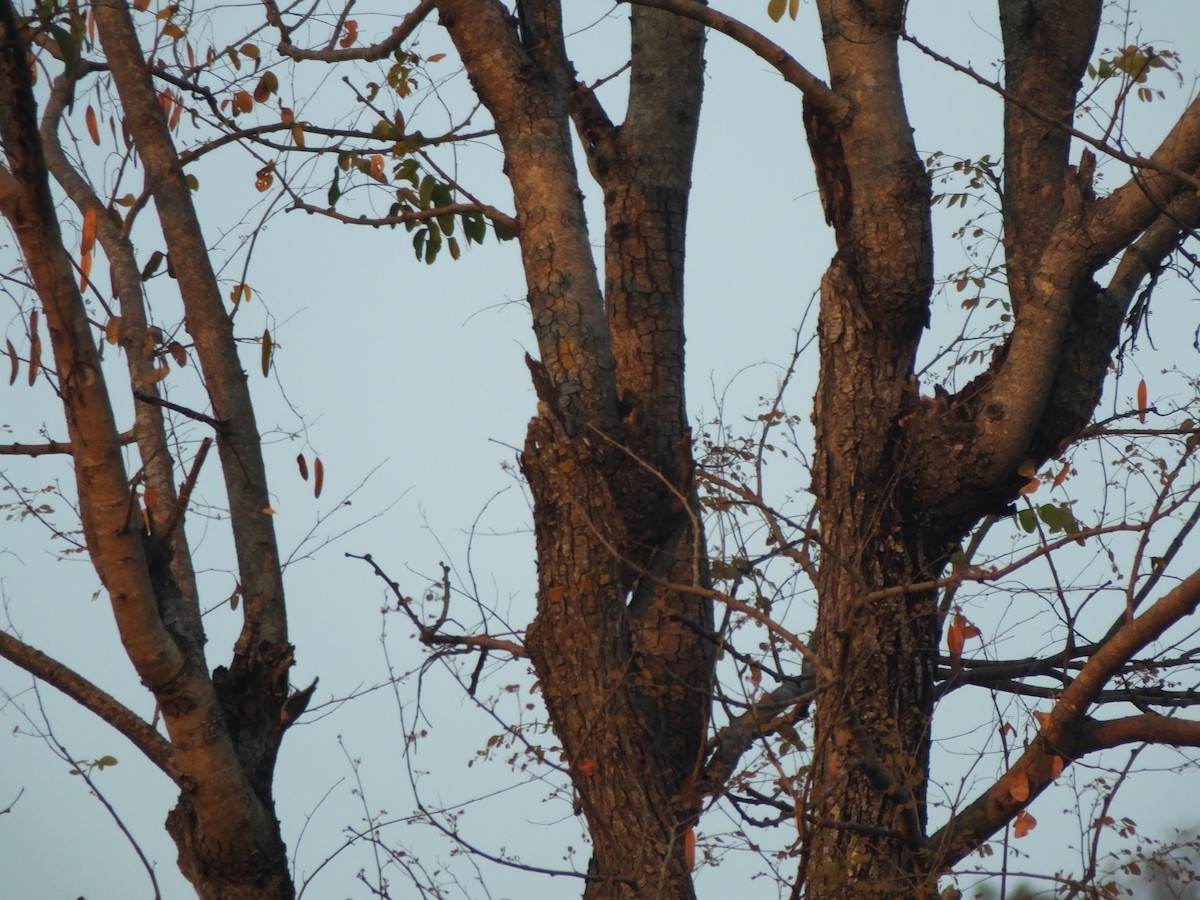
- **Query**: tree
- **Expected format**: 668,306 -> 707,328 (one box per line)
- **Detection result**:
2,1 -> 1200,898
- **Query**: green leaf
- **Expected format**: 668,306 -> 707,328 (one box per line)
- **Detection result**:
328,168 -> 341,207
1017,508 -> 1037,533
493,219 -> 515,241
418,174 -> 436,209
96,755 -> 118,768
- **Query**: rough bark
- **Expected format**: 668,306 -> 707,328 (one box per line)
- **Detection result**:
437,2 -> 711,895
795,1 -> 1200,896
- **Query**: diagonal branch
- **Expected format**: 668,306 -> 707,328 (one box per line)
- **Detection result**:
0,630 -> 182,783
619,0 -> 847,121
927,565 -> 1200,871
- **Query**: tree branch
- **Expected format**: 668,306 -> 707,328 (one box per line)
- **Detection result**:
927,565 -> 1200,870
0,630 -> 182,783
619,0 -> 847,121
265,0 -> 434,63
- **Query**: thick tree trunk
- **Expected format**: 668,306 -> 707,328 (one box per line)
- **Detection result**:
439,3 -> 709,895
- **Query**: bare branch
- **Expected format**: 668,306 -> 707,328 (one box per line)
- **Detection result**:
0,629 -> 181,782
619,0 -> 847,121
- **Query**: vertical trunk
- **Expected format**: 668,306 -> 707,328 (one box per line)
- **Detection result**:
438,3 -> 709,895
804,0 -> 937,895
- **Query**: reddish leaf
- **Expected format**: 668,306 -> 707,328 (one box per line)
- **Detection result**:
339,19 -> 358,48
946,611 -> 981,663
684,826 -> 695,872
297,453 -> 309,481
576,757 -> 597,777
85,105 -> 100,145
1053,460 -> 1070,487
313,457 -> 324,499
1014,809 -> 1037,838
1137,378 -> 1148,424
81,206 -> 96,256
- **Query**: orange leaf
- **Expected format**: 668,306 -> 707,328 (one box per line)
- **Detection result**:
79,248 -> 93,291
85,105 -> 100,145
1014,809 -> 1037,838
1050,755 -> 1064,780
369,154 -> 385,181
576,757 -> 597,777
81,206 -> 96,256
1019,477 -> 1040,495
297,453 -> 309,481
947,616 -> 965,662
144,484 -> 158,517
684,826 -> 695,872
426,52 -> 446,63
946,612 -> 981,663
1009,771 -> 1030,803
1053,460 -> 1070,487
1137,378 -> 1148,424
313,456 -> 324,499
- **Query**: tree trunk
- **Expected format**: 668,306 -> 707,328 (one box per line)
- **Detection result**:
438,2 -> 709,895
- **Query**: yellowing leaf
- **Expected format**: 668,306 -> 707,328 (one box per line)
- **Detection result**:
85,105 -> 100,144
162,22 -> 186,40
145,361 -> 169,384
767,0 -> 787,22
261,328 -> 272,376
105,317 -> 123,345
313,456 -> 324,499
1014,809 -> 1037,838
253,71 -> 278,103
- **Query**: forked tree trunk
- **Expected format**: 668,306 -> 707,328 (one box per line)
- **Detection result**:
438,2 -> 710,896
